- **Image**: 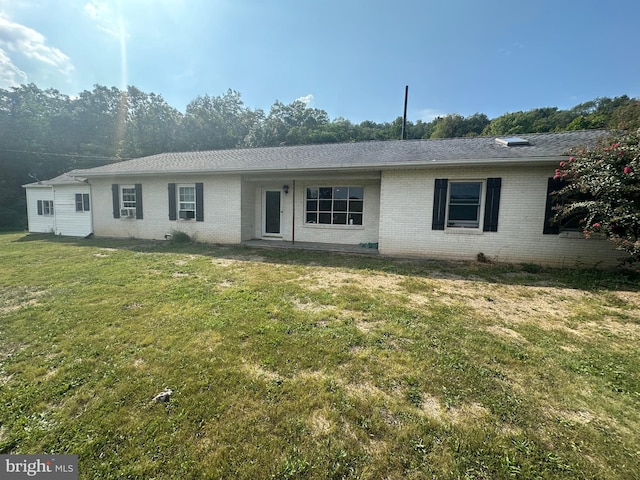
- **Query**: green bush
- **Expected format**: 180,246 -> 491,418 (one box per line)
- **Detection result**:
169,230 -> 191,244
554,129 -> 640,263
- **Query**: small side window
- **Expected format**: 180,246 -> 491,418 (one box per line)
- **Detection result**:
38,200 -> 54,216
76,193 -> 90,212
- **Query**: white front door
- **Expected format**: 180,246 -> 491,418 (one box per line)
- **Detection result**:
263,189 -> 282,237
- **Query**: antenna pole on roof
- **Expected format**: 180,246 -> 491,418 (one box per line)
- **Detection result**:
401,85 -> 409,140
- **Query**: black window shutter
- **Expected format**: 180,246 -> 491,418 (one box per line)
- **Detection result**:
112,184 -> 120,218
432,179 -> 448,230
135,184 -> 143,219
75,193 -> 81,212
195,183 -> 204,222
483,178 -> 502,232
83,194 -> 90,211
37,200 -> 43,215
168,183 -> 176,220
543,177 -> 565,234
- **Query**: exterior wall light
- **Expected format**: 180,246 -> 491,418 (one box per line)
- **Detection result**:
283,185 -> 289,194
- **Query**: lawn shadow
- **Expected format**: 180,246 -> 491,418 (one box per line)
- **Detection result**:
12,232 -> 640,293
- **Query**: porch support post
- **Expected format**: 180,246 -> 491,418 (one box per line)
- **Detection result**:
291,179 -> 296,245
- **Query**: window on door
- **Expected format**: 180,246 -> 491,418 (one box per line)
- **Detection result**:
265,190 -> 281,234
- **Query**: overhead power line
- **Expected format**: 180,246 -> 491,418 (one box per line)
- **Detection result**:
0,147 -> 130,161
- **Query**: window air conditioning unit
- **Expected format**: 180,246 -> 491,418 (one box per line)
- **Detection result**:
120,208 -> 134,217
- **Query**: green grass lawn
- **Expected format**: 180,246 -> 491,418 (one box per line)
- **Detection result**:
1,232 -> 639,479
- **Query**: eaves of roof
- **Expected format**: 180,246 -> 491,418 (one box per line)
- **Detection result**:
72,155 -> 571,179
23,172 -> 87,187
71,130 -> 608,179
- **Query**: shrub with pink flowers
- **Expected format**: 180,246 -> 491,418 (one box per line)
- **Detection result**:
553,128 -> 640,263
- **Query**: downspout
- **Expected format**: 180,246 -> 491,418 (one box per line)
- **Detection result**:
291,179 -> 296,245
52,185 -> 58,235
87,180 -> 94,237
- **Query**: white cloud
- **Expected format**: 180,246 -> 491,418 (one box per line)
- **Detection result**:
0,14 -> 74,86
83,1 -> 128,88
498,42 -> 524,57
0,47 -> 27,87
84,0 -> 127,38
296,94 -> 314,105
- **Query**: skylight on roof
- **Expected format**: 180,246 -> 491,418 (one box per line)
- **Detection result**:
495,137 -> 530,147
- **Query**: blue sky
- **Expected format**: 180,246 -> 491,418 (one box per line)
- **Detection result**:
0,0 -> 638,123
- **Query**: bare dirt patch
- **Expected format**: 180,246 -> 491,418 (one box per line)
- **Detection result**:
300,270 -> 402,294
0,287 -> 49,315
448,402 -> 491,425
171,272 -> 191,278
421,394 -> 445,421
309,409 -> 333,436
295,267 -> 640,347
291,298 -> 329,313
345,381 -> 387,401
420,395 -> 490,426
212,255 -> 266,266
486,325 -> 529,343
240,361 -> 282,382
553,408 -> 595,425
174,255 -> 198,266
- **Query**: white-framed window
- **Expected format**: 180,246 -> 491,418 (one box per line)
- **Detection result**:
178,185 -> 196,219
75,193 -> 90,212
112,183 -> 142,219
543,177 -> 594,234
168,182 -> 202,222
305,186 -> 363,225
433,178 -> 501,232
446,181 -> 483,228
37,200 -> 54,216
121,186 -> 136,209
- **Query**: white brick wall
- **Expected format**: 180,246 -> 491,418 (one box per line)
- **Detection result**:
86,166 -> 622,267
286,178 -> 380,245
379,166 -> 621,267
240,175 -> 381,245
90,175 -> 242,243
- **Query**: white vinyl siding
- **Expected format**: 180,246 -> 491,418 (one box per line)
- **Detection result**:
25,184 -> 92,237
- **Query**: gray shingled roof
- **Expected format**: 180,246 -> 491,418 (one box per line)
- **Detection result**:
73,130 -> 607,177
23,171 -> 87,187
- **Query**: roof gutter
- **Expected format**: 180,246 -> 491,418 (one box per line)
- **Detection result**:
71,156 -> 566,179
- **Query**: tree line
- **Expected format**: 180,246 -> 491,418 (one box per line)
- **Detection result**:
1,82 -> 638,229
